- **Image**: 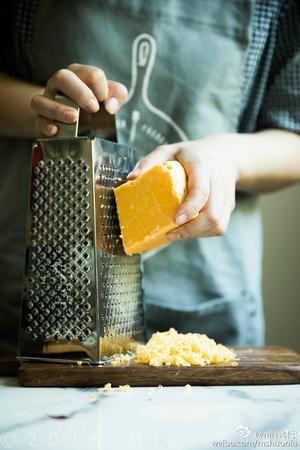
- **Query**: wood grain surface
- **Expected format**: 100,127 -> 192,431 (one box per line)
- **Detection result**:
18,346 -> 300,387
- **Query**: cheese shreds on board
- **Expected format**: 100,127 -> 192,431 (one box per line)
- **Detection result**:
98,383 -> 113,392
108,353 -> 135,366
118,384 -> 132,392
135,328 -> 236,367
113,161 -> 187,255
97,383 -> 132,393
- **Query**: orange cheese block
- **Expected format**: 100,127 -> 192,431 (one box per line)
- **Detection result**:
113,161 -> 187,255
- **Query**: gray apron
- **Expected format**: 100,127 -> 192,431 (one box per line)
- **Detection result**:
0,0 -> 264,354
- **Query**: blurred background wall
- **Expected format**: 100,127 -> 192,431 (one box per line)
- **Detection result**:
261,184 -> 300,352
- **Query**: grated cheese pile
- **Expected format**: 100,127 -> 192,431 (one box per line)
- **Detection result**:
135,328 -> 236,367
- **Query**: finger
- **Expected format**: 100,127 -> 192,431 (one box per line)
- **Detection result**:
68,64 -> 128,114
67,63 -> 109,103
173,157 -> 210,225
104,81 -> 128,114
168,167 -> 226,239
31,95 -> 78,123
127,144 -> 177,179
36,116 -> 58,137
45,69 -> 99,113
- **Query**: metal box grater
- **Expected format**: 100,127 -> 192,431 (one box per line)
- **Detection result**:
18,98 -> 144,363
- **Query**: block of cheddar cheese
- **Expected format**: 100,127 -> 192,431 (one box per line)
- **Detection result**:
113,161 -> 187,255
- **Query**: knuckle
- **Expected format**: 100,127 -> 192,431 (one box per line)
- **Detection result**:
155,144 -> 168,154
187,201 -> 200,217
182,226 -> 194,238
213,218 -> 227,236
76,91 -> 92,106
31,95 -> 39,110
89,68 -> 106,85
67,62 -> 80,71
52,103 -> 63,119
95,67 -> 105,79
54,68 -> 69,82
193,186 -> 209,204
206,211 -> 220,230
137,156 -> 149,169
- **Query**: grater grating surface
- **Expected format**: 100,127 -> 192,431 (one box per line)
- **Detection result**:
95,161 -> 143,355
23,158 -> 94,345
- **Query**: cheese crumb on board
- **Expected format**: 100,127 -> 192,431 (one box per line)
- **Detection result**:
118,384 -> 131,392
182,384 -> 192,392
88,394 -> 97,402
98,383 -> 113,392
97,383 -> 132,393
113,161 -> 188,255
135,328 -> 236,367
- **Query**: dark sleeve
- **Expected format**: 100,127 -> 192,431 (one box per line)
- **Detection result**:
257,0 -> 300,132
0,2 -> 15,72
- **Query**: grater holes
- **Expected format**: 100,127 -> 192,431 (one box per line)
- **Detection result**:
83,327 -> 92,337
43,331 -> 51,340
60,327 -> 67,336
25,157 -> 94,344
32,319 -> 39,328
66,333 -> 73,342
83,302 -> 91,312
82,314 -> 91,325
53,333 -> 60,342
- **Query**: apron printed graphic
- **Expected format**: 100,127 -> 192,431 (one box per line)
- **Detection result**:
117,34 -> 188,150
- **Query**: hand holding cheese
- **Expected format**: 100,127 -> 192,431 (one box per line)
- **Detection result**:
127,136 -> 238,242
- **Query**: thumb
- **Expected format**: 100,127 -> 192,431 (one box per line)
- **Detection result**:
127,144 -> 177,179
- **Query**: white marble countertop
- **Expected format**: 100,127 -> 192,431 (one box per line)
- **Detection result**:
0,377 -> 299,450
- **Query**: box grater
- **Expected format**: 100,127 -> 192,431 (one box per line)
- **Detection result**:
19,97 -> 144,363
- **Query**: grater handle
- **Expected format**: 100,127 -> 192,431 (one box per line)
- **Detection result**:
53,95 -> 80,138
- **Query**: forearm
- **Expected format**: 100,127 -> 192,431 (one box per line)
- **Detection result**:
0,72 -> 43,138
232,129 -> 300,193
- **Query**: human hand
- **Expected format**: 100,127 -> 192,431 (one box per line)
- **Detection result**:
31,63 -> 128,137
127,135 -> 239,240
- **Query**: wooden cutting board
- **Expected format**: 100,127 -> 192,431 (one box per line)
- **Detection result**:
18,346 -> 300,387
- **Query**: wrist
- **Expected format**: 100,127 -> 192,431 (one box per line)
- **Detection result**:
226,133 -> 254,190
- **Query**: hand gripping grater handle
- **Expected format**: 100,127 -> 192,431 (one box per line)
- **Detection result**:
19,96 -> 145,363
